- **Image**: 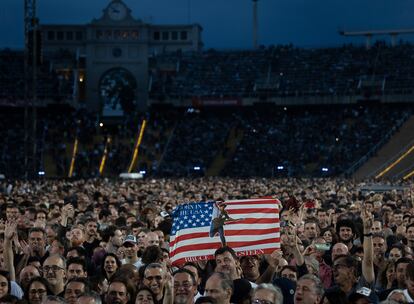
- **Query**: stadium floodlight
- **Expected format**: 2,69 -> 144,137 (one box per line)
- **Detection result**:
193,166 -> 201,171
277,165 -> 284,170
38,171 -> 45,176
139,170 -> 146,175
321,167 -> 329,172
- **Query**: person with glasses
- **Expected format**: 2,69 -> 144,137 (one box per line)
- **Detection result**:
251,283 -> 283,304
143,263 -> 169,304
25,277 -> 52,304
42,254 -> 67,297
173,268 -> 197,304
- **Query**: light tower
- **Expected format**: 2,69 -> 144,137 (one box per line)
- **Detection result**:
24,0 -> 38,178
253,0 -> 259,49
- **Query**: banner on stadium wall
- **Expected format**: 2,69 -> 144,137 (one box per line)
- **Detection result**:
169,198 -> 280,266
192,97 -> 242,107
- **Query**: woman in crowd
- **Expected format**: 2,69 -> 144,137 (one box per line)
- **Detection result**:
25,277 -> 53,304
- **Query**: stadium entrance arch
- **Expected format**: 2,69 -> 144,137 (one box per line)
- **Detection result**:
99,68 -> 137,117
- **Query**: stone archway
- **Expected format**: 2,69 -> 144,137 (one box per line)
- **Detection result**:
99,68 -> 137,116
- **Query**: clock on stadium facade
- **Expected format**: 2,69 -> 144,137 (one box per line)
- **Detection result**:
40,0 -> 204,116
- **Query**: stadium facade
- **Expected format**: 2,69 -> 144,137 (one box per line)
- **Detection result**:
40,0 -> 203,115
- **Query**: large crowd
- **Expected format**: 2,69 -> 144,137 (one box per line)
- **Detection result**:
0,103 -> 411,179
0,177 -> 411,304
2,42 -> 414,106
150,42 -> 414,99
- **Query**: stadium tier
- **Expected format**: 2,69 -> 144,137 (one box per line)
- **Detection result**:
0,103 -> 411,179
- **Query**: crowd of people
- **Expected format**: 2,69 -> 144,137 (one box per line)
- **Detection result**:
149,42 -> 414,99
0,49 -> 73,106
0,103 -> 410,179
2,42 -> 414,106
155,104 -> 411,177
0,177 -> 411,304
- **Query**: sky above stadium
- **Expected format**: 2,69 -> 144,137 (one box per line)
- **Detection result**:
1,0 -> 413,49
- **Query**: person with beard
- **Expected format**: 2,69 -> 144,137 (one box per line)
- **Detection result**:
83,219 -> 101,259
173,268 -> 197,304
69,226 -> 86,249
42,255 -> 67,297
335,219 -> 357,254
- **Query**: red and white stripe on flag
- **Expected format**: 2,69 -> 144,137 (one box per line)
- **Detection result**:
169,198 -> 280,266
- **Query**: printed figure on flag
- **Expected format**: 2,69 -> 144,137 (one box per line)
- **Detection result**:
169,198 -> 280,266
209,201 -> 237,246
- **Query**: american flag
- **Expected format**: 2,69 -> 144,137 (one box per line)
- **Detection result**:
169,198 -> 280,266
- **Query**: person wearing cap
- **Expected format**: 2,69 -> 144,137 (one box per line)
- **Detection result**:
121,235 -> 142,270
348,287 -> 378,304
